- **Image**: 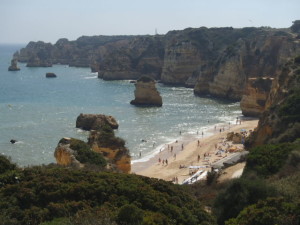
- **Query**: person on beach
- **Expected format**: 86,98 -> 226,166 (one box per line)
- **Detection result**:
202,131 -> 204,137
219,128 -> 222,133
166,159 -> 168,165
197,154 -> 200,162
171,146 -> 173,152
139,151 -> 141,158
181,144 -> 184,150
197,140 -> 200,146
158,158 -> 161,163
162,159 -> 165,165
174,153 -> 176,160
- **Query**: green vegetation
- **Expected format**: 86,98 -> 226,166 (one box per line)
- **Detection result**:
94,124 -> 126,150
213,178 -> 276,224
243,142 -> 297,178
0,156 -> 214,225
226,197 -> 299,225
278,88 -> 300,123
69,138 -> 107,167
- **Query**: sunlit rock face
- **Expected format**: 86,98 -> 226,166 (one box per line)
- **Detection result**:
240,77 -> 273,117
76,114 -> 119,131
246,57 -> 300,147
130,76 -> 162,107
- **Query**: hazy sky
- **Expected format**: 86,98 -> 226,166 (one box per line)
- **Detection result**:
1,0 -> 299,44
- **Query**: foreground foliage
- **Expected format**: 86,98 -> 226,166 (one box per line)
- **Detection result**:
0,156 -> 214,225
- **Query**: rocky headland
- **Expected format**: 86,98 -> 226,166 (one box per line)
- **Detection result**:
55,114 -> 130,173
12,21 -> 300,109
130,76 -> 162,106
246,56 -> 300,147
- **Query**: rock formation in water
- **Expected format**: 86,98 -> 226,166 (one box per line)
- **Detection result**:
240,77 -> 273,117
12,21 -> 300,101
8,59 -> 20,71
76,113 -> 119,130
246,56 -> 300,147
74,113 -> 130,173
46,72 -> 57,78
130,76 -> 162,106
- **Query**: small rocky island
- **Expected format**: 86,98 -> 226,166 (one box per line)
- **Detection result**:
46,72 -> 57,78
130,76 -> 163,107
8,59 -> 20,71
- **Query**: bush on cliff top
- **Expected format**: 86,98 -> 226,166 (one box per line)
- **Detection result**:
243,142 -> 297,178
0,162 -> 214,225
69,138 -> 107,168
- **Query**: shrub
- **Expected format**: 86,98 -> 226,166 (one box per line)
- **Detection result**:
244,143 -> 296,178
213,178 -> 276,225
69,139 -> 107,167
226,197 -> 300,225
0,155 -> 16,174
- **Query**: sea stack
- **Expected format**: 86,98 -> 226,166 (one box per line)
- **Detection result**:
8,59 -> 20,71
130,76 -> 162,107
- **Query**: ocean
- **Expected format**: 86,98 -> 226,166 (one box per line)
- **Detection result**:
0,44 -> 242,166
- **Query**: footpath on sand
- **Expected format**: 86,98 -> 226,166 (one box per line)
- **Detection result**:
131,119 -> 258,184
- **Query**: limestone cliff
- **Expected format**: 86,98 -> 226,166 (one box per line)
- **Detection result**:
12,22 -> 300,101
130,76 -> 162,106
240,77 -> 273,117
246,56 -> 300,147
54,138 -> 85,168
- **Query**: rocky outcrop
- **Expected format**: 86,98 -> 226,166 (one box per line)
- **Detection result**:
88,128 -> 131,173
74,113 -> 130,173
240,77 -> 273,117
54,137 -> 82,167
76,113 -> 119,130
46,72 -> 57,78
8,59 -> 20,71
246,56 -> 300,147
130,76 -> 162,106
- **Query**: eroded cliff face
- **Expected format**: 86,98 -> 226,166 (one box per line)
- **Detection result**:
240,77 -> 273,117
194,31 -> 300,100
54,138 -> 83,168
14,23 -> 300,101
130,76 -> 162,106
246,56 -> 300,147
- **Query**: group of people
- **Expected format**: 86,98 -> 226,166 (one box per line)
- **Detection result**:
158,158 -> 168,165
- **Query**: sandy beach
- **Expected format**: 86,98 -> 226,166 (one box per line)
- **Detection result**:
132,119 -> 258,184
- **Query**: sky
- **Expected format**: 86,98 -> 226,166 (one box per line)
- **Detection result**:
1,0 -> 299,44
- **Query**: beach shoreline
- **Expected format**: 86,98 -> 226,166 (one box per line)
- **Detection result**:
131,118 -> 258,184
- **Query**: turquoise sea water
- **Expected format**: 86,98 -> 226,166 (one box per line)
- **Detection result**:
0,44 -> 242,166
